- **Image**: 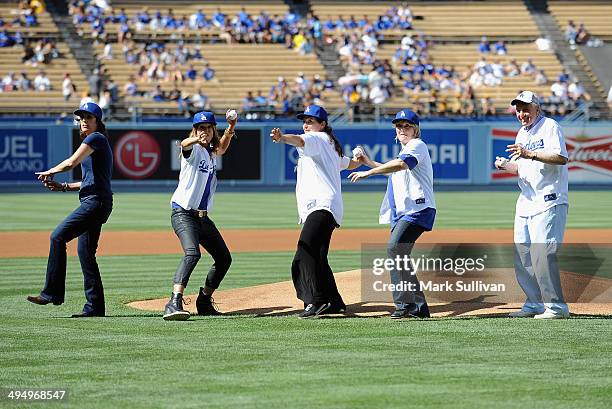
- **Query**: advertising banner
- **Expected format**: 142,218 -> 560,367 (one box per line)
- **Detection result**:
0,129 -> 47,181
284,128 -> 469,183
73,128 -> 261,181
491,126 -> 612,183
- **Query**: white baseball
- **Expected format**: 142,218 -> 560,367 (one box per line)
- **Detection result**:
352,146 -> 365,158
226,109 -> 238,121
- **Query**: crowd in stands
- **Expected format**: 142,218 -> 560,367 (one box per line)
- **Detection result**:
0,0 -> 41,29
1,1 -> 603,119
564,20 -> 603,48
539,71 -> 590,116
68,2 -> 313,51
241,73 -> 334,119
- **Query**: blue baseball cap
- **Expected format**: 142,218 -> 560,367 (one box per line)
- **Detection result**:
391,108 -> 419,126
74,102 -> 103,121
192,111 -> 217,126
296,105 -> 328,122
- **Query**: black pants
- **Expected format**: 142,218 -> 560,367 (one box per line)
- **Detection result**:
291,210 -> 345,307
171,209 -> 232,289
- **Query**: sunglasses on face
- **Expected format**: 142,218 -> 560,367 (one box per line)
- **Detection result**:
76,115 -> 95,122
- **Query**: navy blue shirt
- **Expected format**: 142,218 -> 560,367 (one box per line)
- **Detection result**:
79,132 -> 113,200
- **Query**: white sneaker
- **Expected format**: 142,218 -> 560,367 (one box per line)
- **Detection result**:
508,310 -> 541,318
534,311 -> 570,319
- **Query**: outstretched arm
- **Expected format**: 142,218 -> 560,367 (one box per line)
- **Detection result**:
348,158 -> 407,182
270,127 -> 305,147
35,143 -> 94,181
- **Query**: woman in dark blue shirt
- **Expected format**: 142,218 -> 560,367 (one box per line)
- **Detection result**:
27,102 -> 113,318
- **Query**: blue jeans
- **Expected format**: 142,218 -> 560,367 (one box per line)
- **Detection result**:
388,219 -> 429,317
41,196 -> 112,314
171,209 -> 232,289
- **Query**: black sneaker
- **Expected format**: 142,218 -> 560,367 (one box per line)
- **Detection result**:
390,309 -> 429,319
162,293 -> 190,321
325,302 -> 347,314
298,302 -> 331,319
196,288 -> 222,316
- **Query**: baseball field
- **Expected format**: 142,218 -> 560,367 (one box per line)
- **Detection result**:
1,190 -> 611,408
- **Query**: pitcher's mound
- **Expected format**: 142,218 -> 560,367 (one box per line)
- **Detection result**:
127,270 -> 612,318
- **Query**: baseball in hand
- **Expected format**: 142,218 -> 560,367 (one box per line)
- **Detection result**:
226,109 -> 238,121
352,145 -> 365,159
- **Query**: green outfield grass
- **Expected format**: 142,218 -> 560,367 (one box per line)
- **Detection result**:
0,191 -> 611,231
1,252 -> 611,409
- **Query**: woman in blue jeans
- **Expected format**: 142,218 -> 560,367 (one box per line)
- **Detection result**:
349,109 -> 436,319
27,102 -> 113,317
162,110 -> 237,321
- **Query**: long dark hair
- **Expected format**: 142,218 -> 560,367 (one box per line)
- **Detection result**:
323,123 -> 343,157
187,124 -> 220,153
80,118 -> 108,139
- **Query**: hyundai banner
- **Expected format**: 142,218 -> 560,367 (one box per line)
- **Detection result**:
284,128 -> 469,183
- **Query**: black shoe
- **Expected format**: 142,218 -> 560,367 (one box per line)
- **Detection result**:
325,302 -> 347,314
298,303 -> 331,319
196,288 -> 222,316
71,311 -> 105,318
390,309 -> 429,319
162,293 -> 190,321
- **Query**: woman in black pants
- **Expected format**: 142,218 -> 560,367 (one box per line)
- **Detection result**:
28,102 -> 113,318
162,110 -> 237,320
270,105 -> 360,319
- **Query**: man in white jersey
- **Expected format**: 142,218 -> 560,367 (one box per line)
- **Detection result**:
495,91 -> 570,319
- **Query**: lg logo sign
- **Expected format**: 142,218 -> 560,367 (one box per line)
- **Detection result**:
114,131 -> 160,179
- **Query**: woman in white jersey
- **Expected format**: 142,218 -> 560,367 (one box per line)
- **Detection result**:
270,105 -> 361,319
349,109 -> 435,319
162,110 -> 237,320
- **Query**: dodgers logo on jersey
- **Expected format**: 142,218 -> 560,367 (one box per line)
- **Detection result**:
198,159 -> 215,173
524,139 -> 544,151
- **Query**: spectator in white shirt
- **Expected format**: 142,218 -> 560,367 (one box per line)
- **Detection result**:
102,42 -> 113,59
2,72 -> 17,91
34,70 -> 52,91
62,73 -> 76,101
550,80 -> 568,102
568,80 -> 587,101
190,88 -> 210,110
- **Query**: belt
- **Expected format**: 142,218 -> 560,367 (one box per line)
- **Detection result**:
172,202 -> 207,217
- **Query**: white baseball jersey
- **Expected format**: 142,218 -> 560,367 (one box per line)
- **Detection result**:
170,144 -> 218,212
295,132 -> 350,225
379,138 -> 436,224
514,116 -> 569,217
